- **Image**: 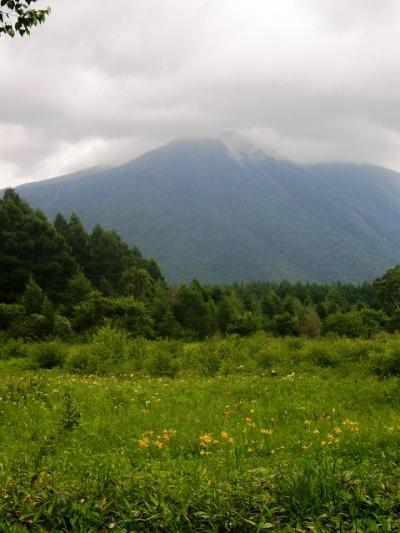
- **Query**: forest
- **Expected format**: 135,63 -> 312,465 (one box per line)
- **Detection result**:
1,188 -> 399,344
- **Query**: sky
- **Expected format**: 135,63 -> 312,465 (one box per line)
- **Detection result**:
1,0 -> 400,187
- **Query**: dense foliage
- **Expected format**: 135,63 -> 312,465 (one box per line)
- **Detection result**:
1,189 -> 400,343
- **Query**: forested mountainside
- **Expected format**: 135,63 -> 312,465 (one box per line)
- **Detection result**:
2,188 -> 400,342
15,134 -> 400,284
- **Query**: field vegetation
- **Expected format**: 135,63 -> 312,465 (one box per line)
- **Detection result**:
1,333 -> 400,531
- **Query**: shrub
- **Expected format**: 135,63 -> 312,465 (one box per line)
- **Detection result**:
0,339 -> 28,360
306,344 -> 338,368
64,346 -> 92,373
369,345 -> 400,378
84,326 -> 130,373
31,342 -> 66,369
143,350 -> 178,377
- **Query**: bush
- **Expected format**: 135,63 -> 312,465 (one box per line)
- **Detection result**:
0,339 -> 28,360
306,344 -> 338,368
67,326 -> 130,374
64,345 -> 92,373
143,350 -> 178,377
31,342 -> 66,369
369,345 -> 400,378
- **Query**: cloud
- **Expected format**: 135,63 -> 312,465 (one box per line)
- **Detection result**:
1,0 -> 400,187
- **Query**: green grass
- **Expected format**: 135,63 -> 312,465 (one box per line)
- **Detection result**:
2,336 -> 400,530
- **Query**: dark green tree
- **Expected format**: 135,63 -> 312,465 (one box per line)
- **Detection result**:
85,225 -> 131,293
64,272 -> 93,310
121,267 -> 154,300
53,212 -> 69,239
373,265 -> 400,310
151,283 -> 182,338
173,280 -> 216,338
272,312 -> 299,336
0,189 -> 76,302
22,276 -> 44,315
66,212 -> 90,271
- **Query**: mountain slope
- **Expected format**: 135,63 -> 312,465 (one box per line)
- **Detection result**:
15,136 -> 400,283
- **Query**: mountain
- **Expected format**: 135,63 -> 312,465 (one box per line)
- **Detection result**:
14,134 -> 400,284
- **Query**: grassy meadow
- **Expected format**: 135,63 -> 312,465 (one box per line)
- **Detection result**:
2,333 -> 400,531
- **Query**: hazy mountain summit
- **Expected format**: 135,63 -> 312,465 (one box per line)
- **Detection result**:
15,134 -> 400,284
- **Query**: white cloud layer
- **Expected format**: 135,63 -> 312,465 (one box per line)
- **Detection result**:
1,0 -> 400,186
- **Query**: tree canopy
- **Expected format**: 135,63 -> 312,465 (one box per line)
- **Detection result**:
0,0 -> 50,37
2,189 -> 400,341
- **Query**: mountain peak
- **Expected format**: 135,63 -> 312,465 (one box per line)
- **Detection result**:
219,131 -> 276,163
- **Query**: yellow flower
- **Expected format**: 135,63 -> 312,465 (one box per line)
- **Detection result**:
154,439 -> 164,449
245,417 -> 256,427
221,430 -> 235,444
260,428 -> 273,436
304,419 -> 311,425
200,450 -> 211,456
138,437 -> 150,448
198,433 -> 217,445
343,419 -> 359,432
162,428 -> 176,442
334,427 -> 342,434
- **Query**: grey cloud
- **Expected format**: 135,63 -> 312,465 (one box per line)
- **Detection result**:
1,0 -> 400,187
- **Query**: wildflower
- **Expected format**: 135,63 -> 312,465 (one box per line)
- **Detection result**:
200,450 -> 211,456
198,433 -> 217,445
245,417 -> 256,427
304,419 -> 311,425
138,437 -> 150,448
154,439 -> 164,449
313,429 -> 320,434
260,428 -> 273,436
162,429 -> 176,442
221,430 -> 235,444
343,419 -> 359,432
334,427 -> 342,434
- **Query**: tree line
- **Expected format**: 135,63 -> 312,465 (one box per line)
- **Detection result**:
0,189 -> 399,341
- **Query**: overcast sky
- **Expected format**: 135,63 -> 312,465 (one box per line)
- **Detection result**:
1,0 -> 400,187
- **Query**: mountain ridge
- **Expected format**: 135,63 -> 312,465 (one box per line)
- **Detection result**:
12,134 -> 400,284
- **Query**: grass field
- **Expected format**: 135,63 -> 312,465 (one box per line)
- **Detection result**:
1,335 -> 400,531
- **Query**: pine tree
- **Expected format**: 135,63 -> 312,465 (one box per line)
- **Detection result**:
0,189 -> 76,302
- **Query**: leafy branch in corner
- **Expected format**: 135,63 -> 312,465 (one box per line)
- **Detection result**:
0,0 -> 50,37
